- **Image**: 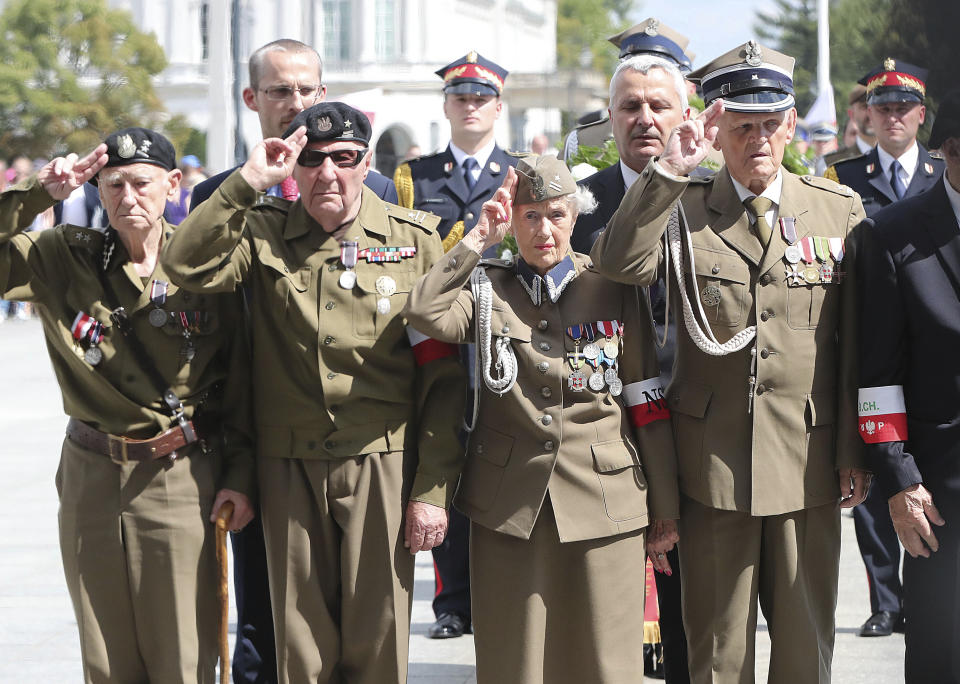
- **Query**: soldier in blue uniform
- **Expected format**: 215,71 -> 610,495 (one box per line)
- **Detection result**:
830,58 -> 946,639
826,60 -> 944,218
393,51 -> 517,640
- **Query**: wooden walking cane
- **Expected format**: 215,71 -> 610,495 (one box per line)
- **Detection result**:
215,501 -> 235,684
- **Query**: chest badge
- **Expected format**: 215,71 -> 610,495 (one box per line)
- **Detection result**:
701,284 -> 722,307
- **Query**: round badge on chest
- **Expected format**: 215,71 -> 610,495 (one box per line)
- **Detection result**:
784,244 -> 802,264
376,275 -> 397,297
148,308 -> 168,327
608,378 -> 623,396
588,372 -> 606,391
339,270 -> 357,289
377,297 -> 392,315
701,284 -> 722,307
582,343 -> 600,361
84,346 -> 103,366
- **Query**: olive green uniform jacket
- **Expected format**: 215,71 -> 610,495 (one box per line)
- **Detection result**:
160,171 -> 466,507
591,161 -> 865,516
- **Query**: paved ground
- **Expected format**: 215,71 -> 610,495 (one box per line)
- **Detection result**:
0,317 -> 906,682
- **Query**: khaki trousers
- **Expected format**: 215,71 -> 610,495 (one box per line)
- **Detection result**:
57,436 -> 219,684
258,452 -> 415,684
679,496 -> 840,684
470,499 -> 648,684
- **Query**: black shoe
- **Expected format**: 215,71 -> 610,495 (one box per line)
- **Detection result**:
427,613 -> 470,639
859,611 -> 900,637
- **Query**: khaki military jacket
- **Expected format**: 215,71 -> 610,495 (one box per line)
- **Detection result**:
0,177 -> 254,496
591,161 -> 865,516
404,242 -> 679,542
161,171 -> 466,508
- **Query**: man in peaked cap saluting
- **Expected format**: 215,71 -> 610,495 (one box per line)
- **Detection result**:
856,88 -> 960,683
393,49 -> 519,641
561,18 -> 694,162
826,58 -> 944,217
162,102 -> 466,683
591,40 -> 871,683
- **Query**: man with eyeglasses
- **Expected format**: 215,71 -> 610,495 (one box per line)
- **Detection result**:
189,39 -> 399,682
162,102 -> 466,684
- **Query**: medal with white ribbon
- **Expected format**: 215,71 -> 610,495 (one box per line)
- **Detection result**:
72,312 -> 104,365
340,241 -> 358,289
596,320 -> 621,360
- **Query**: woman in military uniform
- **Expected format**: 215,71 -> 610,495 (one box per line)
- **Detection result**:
404,155 -> 679,684
0,129 -> 254,684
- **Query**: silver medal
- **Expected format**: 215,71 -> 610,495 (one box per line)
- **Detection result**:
784,244 -> 802,264
148,308 -> 168,327
604,367 -> 619,384
582,343 -> 600,361
375,275 -> 397,297
588,372 -> 606,391
339,270 -> 357,289
377,297 -> 391,315
84,346 -> 103,365
603,341 -> 619,360
608,378 -> 623,396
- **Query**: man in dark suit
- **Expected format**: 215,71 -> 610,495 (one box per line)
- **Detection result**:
189,39 -> 396,684
856,89 -> 960,682
826,60 -> 944,218
572,41 -> 694,683
392,51 -> 517,641
830,59 -> 945,639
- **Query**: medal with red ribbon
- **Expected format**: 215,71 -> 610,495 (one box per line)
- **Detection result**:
72,311 -> 104,365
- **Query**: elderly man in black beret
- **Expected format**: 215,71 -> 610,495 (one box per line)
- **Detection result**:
162,102 -> 466,684
0,127 -> 255,683
856,89 -> 960,683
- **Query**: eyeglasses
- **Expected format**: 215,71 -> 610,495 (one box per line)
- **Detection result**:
260,85 -> 322,102
297,148 -> 368,168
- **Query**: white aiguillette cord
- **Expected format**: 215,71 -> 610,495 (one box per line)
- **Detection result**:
666,202 -> 757,356
464,266 -> 518,433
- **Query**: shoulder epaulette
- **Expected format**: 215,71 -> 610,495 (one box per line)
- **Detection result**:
405,150 -> 444,166
62,225 -> 105,250
504,149 -> 528,158
480,255 -> 515,269
688,167 -> 717,183
929,149 -> 944,160
800,174 -> 855,197
823,147 -> 864,168
253,195 -> 292,212
385,203 -> 440,233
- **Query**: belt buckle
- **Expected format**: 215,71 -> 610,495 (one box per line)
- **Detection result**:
108,434 -> 129,465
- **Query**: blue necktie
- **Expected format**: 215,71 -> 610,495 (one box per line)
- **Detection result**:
890,160 -> 906,200
463,157 -> 478,191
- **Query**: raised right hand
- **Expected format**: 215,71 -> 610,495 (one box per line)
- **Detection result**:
660,99 -> 724,177
37,144 -> 109,201
239,126 -> 308,192
461,167 -> 517,254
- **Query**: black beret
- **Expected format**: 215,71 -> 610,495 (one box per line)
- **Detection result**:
283,102 -> 371,146
930,89 -> 960,149
93,127 -> 176,184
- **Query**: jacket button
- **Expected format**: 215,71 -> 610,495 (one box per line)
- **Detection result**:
448,258 -> 457,268
760,311 -> 769,322
756,384 -> 766,395
538,320 -> 548,330
323,335 -> 335,345
465,212 -> 475,221
476,444 -> 484,454
539,342 -> 551,352
760,348 -> 770,359
502,325 -> 510,334
327,372 -> 337,380
544,440 -> 554,450
541,415 -> 552,426
711,265 -> 720,274
541,386 -> 552,398
324,440 -> 336,449
307,440 -> 316,450
325,301 -> 336,310
537,361 -> 549,373
760,274 -> 772,285
328,263 -> 337,272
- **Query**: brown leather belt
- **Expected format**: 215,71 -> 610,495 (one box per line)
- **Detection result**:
66,417 -> 199,464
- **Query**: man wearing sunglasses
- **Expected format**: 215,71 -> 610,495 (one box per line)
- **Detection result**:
162,101 -> 466,684
189,39 -> 399,683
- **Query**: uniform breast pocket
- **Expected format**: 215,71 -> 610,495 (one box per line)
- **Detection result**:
353,268 -> 417,339
689,248 -> 750,326
258,249 -> 311,308
787,282 -> 839,330
591,439 -> 647,522
457,425 -> 515,512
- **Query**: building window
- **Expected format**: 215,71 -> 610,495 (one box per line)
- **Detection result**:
323,0 -> 352,63
375,0 -> 397,61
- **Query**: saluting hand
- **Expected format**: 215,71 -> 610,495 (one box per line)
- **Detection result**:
37,144 -> 109,201
659,98 -> 724,177
460,167 -> 517,255
239,126 -> 308,192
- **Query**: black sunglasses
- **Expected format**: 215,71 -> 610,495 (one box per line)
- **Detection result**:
297,147 -> 368,168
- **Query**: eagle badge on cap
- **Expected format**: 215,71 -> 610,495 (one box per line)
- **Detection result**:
317,116 -> 332,132
745,40 -> 763,67
467,50 -> 478,63
532,174 -> 546,201
645,18 -> 659,36
884,57 -> 896,71
117,134 -> 136,159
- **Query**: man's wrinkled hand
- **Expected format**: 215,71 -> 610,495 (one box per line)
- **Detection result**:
839,467 -> 871,508
659,99 -> 724,177
889,484 -> 945,558
404,500 -> 449,554
210,489 -> 255,532
37,144 -> 109,201
240,126 -> 307,192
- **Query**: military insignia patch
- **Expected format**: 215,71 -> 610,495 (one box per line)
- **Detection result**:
317,116 -> 332,132
701,284 -> 721,306
645,18 -> 659,36
745,40 -> 763,67
866,163 -> 875,174
925,162 -> 934,174
489,161 -> 501,173
467,50 -> 478,63
532,174 -> 546,201
883,57 -> 896,72
548,174 -> 563,193
444,161 -> 453,173
117,134 -> 136,159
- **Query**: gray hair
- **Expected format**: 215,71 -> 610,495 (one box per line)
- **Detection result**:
248,39 -> 322,90
609,54 -> 688,112
567,185 -> 597,216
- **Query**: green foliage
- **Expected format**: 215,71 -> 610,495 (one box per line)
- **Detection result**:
782,143 -> 813,175
754,0 -> 819,114
498,234 -> 518,259
0,0 -> 171,158
556,0 -> 638,75
566,138 -> 621,171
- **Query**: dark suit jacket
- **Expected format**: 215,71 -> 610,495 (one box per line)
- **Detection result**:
830,144 -> 944,218
396,145 -> 517,240
190,165 -> 397,210
571,163 -> 624,254
858,178 -> 960,503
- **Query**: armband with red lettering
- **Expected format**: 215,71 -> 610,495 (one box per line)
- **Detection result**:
858,385 -> 908,443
